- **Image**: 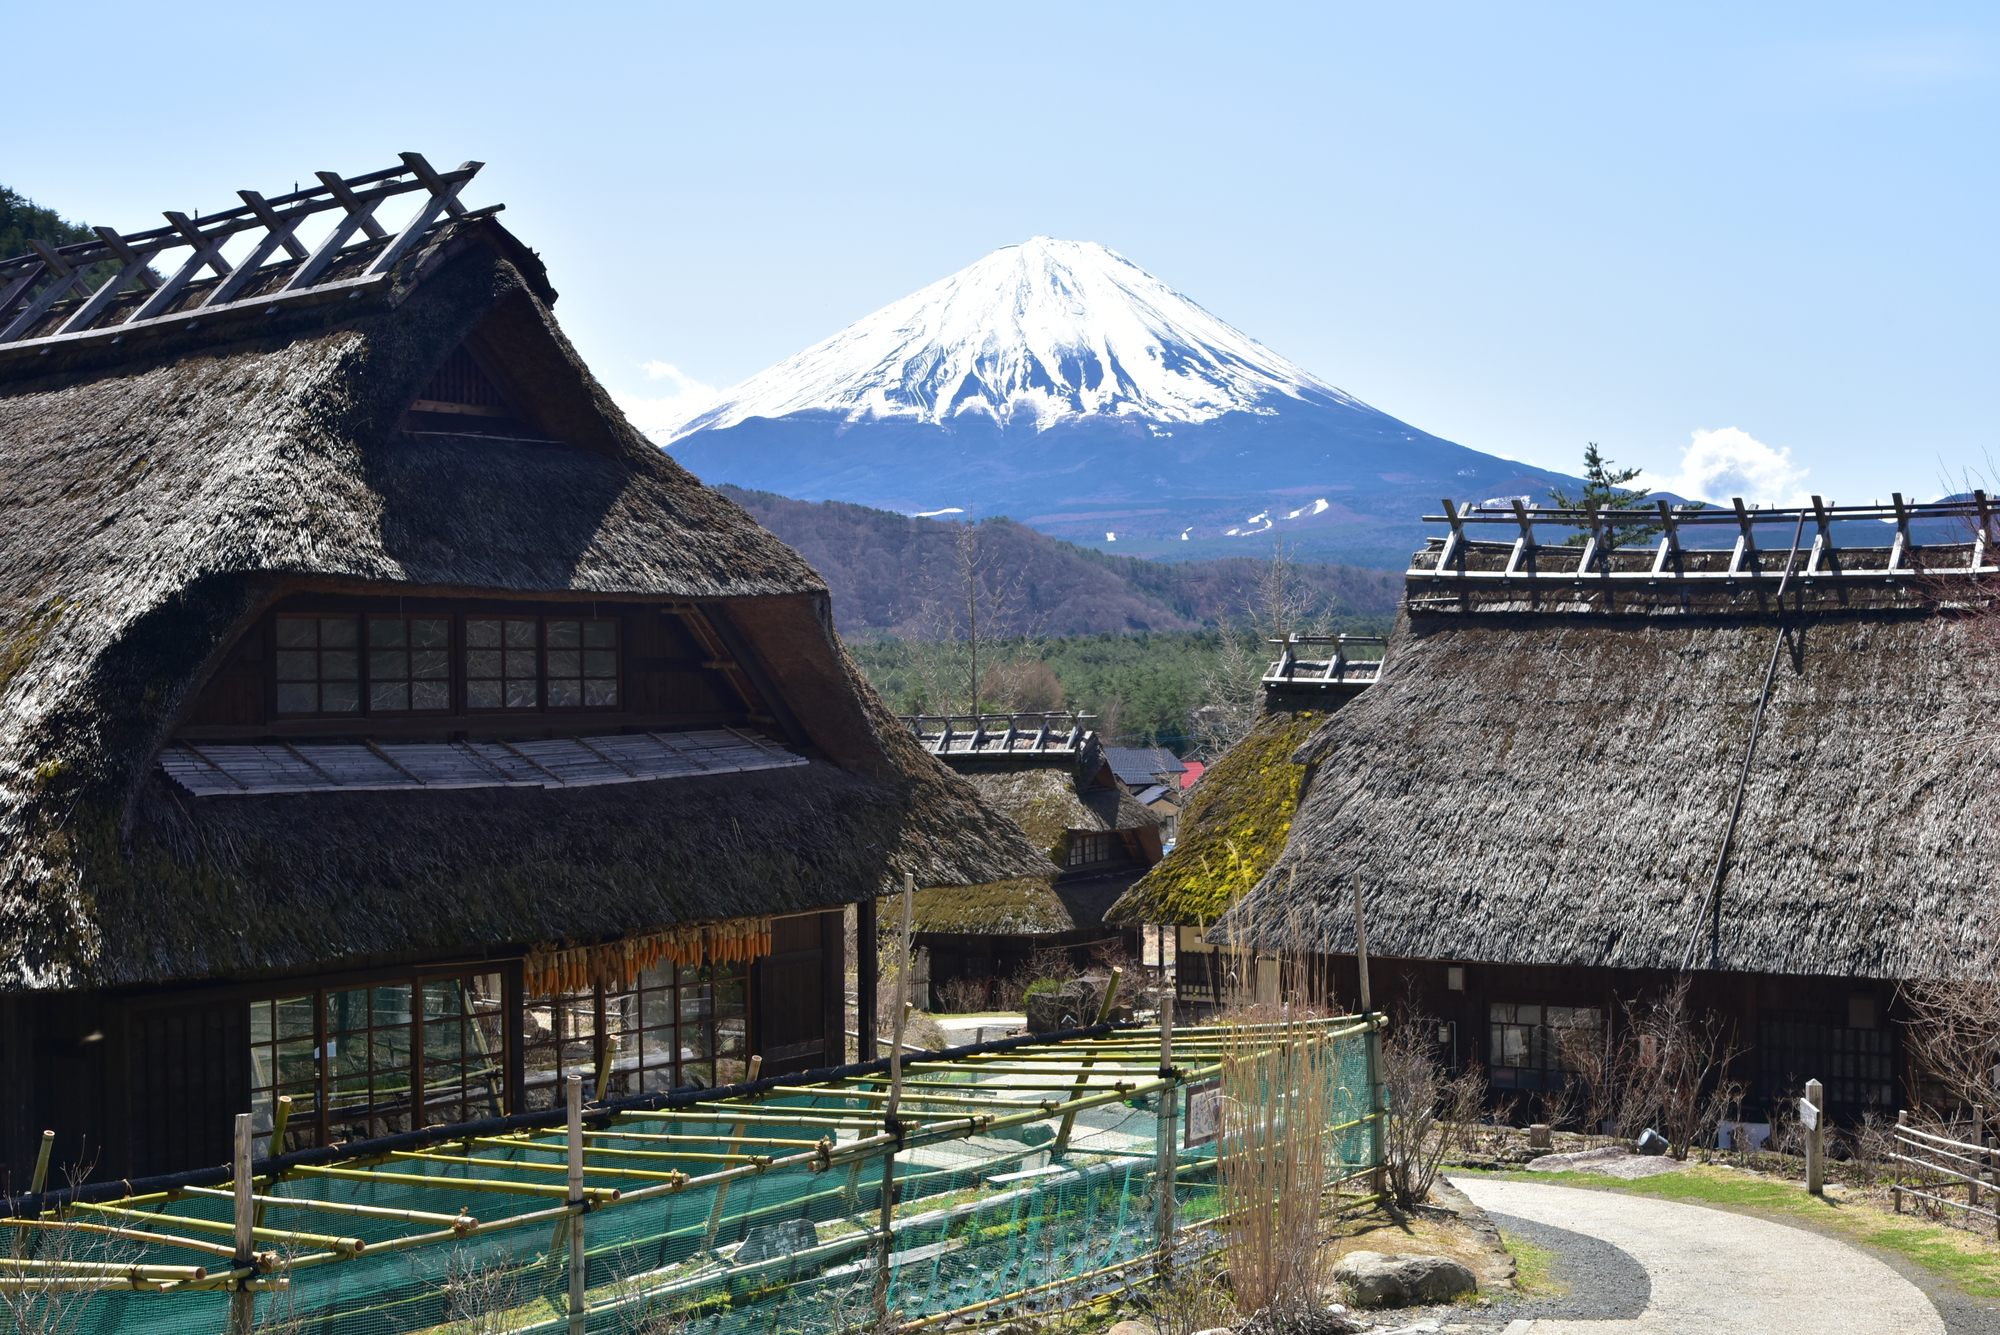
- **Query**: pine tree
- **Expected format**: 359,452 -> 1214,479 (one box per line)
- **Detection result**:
1546,443 -> 1661,548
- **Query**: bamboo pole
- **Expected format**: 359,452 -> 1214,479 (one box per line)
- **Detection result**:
231,1111 -> 255,1334
1052,968 -> 1124,1158
874,871 -> 914,1321
701,1053 -> 762,1254
27,1130 -> 52,1196
254,1096 -> 291,1229
0,1216 -> 244,1260
71,1202 -> 365,1256
568,1073 -> 585,1335
285,1163 -> 620,1203
1355,872 -> 1386,1200
459,1138 -> 771,1167
175,1184 -> 476,1233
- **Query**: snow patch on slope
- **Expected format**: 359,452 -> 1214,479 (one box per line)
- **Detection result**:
672,238 -> 1369,438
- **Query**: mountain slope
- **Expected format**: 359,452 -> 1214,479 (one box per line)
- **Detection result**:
718,486 -> 1399,636
671,240 -> 1577,568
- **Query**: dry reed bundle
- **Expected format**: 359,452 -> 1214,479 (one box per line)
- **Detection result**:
1216,1005 -> 1341,1319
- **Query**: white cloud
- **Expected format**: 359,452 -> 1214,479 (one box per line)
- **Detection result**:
611,361 -> 723,442
1636,427 -> 1809,508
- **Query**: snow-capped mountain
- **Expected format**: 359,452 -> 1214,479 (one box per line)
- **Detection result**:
674,238 -> 1369,436
667,239 -> 1574,567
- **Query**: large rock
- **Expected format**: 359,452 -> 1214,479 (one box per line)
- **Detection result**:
1332,1251 -> 1477,1306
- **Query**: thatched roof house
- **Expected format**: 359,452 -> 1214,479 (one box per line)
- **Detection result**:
0,158 -> 1049,1177
894,716 -> 1161,1005
1214,498 -> 2000,1121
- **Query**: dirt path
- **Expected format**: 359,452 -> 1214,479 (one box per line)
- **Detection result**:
1456,1175 -> 1945,1334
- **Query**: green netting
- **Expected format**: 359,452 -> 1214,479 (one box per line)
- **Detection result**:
14,1017 -> 1381,1335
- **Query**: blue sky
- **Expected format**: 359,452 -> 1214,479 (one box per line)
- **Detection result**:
13,3 -> 1996,506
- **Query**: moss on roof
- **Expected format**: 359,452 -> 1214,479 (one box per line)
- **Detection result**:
909,877 -> 1076,935
1105,708 -> 1324,926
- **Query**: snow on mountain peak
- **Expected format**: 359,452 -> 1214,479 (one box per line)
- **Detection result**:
670,238 -> 1367,439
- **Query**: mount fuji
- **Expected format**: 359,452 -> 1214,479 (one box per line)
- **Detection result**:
666,238 -> 1575,567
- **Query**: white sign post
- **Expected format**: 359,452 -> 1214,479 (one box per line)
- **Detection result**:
1803,1080 -> 1825,1196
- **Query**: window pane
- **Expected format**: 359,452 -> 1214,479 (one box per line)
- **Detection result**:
1517,1005 -> 1542,1025
467,680 -> 501,709
548,679 -> 582,708
370,650 -> 408,681
583,650 -> 616,678
505,680 -> 537,709
275,650 -> 317,681
371,683 -> 410,712
323,682 -> 360,712
370,619 -> 407,648
276,619 -> 317,649
412,650 -> 449,679
320,618 -> 359,648
583,621 -> 616,649
251,1000 -> 274,1046
466,619 -> 501,648
277,996 -> 315,1040
503,650 -> 536,679
466,649 -> 502,678
547,621 -> 581,648
412,681 -> 451,711
504,621 -> 537,648
585,679 -> 618,707
412,619 -> 450,649
276,683 -> 317,714
321,651 -> 359,681
374,985 -> 412,1027
547,650 -> 580,678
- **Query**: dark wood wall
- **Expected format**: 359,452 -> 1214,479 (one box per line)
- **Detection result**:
751,911 -> 847,1077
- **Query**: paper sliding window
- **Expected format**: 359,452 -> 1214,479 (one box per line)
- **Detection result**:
273,616 -> 361,715
368,616 -> 452,713
546,619 -> 619,708
465,618 -> 540,709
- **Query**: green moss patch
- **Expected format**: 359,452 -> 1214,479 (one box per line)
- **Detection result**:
1107,709 -> 1324,925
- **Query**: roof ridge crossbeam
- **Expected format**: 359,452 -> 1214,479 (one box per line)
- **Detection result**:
0,154 -> 490,352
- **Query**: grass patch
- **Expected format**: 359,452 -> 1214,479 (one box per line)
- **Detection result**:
1500,1230 -> 1565,1299
1470,1163 -> 2000,1300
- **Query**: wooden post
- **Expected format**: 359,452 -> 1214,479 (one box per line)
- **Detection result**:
700,1054 -> 763,1253
873,872 -> 915,1322
1805,1079 -> 1824,1197
856,898 -> 879,1062
1155,974 -> 1177,1277
1355,872 -> 1386,1200
1895,1109 -> 1908,1212
1975,1105 -> 1986,1209
567,1073 -> 585,1335
230,1112 -> 255,1335
1051,968 -> 1124,1158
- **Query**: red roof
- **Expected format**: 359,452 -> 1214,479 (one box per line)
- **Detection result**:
1180,761 -> 1205,789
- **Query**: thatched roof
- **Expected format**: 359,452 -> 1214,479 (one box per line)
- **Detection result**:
1215,534 -> 2000,980
1106,708 -> 1326,926
0,213 -> 1052,991
908,758 -> 1158,935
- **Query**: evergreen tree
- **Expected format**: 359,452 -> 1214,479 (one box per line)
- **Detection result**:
1547,442 -> 1661,547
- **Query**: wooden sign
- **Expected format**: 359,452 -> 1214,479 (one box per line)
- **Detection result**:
1799,1097 -> 1820,1131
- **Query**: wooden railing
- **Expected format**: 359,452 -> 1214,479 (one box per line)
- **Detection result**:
1892,1109 -> 2000,1236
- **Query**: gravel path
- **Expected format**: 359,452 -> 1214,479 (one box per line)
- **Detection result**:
1455,1175 -> 1945,1334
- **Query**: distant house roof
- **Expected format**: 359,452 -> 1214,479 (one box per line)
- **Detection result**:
1179,761 -> 1206,788
1102,746 -> 1187,786
1133,784 -> 1174,807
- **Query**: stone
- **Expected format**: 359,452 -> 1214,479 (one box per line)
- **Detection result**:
1332,1251 -> 1477,1306
734,1218 -> 817,1262
1189,1327 -> 1234,1335
1107,1322 -> 1158,1335
1528,1123 -> 1552,1148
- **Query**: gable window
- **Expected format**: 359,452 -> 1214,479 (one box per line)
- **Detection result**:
1067,831 -> 1116,868
465,618 -> 540,709
464,616 -> 621,712
274,616 -> 361,715
368,616 -> 452,712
